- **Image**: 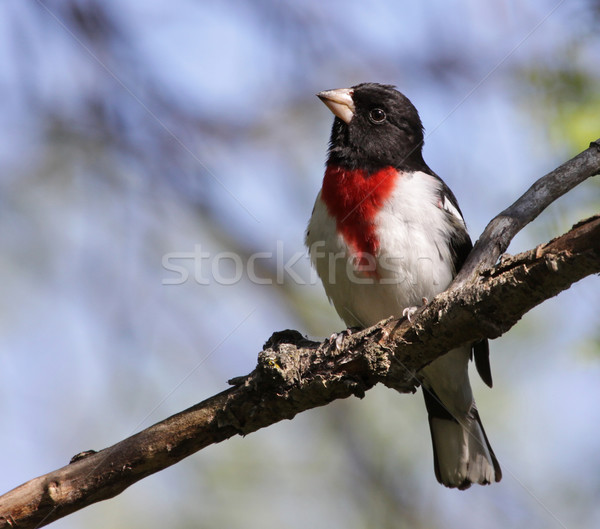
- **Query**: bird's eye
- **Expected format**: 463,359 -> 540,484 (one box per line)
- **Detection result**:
369,108 -> 386,123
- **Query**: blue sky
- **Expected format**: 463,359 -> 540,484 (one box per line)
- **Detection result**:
1,1 -> 599,528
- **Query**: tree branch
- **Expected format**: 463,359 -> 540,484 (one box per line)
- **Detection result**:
454,138 -> 600,284
1,141 -> 599,528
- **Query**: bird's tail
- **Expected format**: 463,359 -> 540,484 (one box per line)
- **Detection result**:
423,388 -> 502,490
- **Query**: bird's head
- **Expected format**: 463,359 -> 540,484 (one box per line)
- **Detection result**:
318,83 -> 426,173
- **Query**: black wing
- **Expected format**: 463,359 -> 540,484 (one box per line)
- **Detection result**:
436,176 -> 493,388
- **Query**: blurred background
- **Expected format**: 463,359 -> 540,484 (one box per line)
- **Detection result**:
1,1 -> 599,528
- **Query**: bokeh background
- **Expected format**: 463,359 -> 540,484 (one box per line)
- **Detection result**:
1,1 -> 599,528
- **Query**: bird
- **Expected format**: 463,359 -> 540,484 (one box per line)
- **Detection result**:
305,82 -> 501,489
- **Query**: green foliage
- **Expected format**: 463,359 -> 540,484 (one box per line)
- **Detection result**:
517,48 -> 600,153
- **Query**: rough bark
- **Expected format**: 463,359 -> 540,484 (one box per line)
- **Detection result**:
1,140 -> 599,528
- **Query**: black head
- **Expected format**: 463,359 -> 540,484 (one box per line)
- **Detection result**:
318,83 -> 429,173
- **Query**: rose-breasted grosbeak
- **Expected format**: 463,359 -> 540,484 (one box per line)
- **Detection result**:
306,83 -> 501,489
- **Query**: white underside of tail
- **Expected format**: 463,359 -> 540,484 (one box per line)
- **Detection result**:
428,407 -> 496,487
421,347 -> 499,488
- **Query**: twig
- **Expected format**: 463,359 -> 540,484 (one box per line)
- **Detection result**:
454,138 -> 600,285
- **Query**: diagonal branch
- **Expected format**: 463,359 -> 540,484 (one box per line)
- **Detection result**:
1,142 -> 599,528
454,138 -> 600,285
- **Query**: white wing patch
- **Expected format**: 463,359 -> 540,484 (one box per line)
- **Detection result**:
441,194 -> 465,225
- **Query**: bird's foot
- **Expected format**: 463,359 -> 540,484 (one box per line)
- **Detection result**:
402,299 -> 428,323
329,328 -> 356,351
328,331 -> 343,351
402,306 -> 419,322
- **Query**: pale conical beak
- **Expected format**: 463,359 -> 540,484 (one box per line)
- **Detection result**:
317,88 -> 355,124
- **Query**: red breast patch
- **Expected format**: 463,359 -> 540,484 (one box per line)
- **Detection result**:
321,165 -> 399,272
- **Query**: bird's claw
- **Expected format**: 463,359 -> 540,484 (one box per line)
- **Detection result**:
328,331 -> 343,351
402,306 -> 419,322
402,298 -> 429,323
329,328 -> 355,351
